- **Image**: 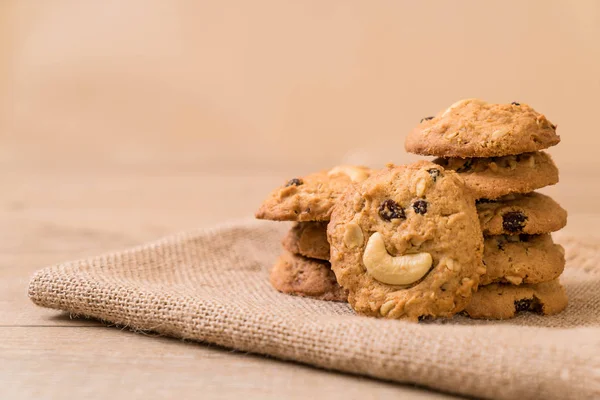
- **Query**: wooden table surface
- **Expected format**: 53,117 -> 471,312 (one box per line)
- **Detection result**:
2,1 -> 600,399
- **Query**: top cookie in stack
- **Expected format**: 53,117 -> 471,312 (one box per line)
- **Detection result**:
405,98 -> 568,319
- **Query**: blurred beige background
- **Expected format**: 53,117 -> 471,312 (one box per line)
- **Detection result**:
1,1 -> 599,399
2,1 -> 600,168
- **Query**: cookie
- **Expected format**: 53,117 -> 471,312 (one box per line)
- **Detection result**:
256,165 -> 373,222
269,251 -> 348,302
481,234 -> 565,285
464,279 -> 567,319
405,99 -> 560,158
477,192 -> 567,235
281,222 -> 330,260
434,152 -> 559,199
327,161 -> 485,321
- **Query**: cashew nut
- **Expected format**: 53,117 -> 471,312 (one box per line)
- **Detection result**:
328,165 -> 369,182
362,232 -> 432,285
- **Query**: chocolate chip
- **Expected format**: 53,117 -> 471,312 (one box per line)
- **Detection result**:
502,212 -> 528,233
285,178 -> 303,187
420,116 -> 434,123
379,199 -> 406,221
476,198 -> 497,205
456,159 -> 473,173
511,102 -> 520,106
412,200 -> 428,215
514,298 -> 543,313
427,168 -> 441,182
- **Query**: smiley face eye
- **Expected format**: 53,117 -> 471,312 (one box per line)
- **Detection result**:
378,199 -> 406,221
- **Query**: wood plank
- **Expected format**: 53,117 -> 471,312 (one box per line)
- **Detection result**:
0,327 -> 457,400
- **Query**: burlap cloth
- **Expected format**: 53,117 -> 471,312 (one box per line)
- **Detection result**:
28,220 -> 599,399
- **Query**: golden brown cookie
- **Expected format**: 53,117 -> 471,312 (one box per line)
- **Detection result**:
255,165 -> 373,222
405,99 -> 560,158
464,279 -> 567,319
269,251 -> 347,302
477,192 -> 567,235
281,222 -> 330,260
481,234 -> 565,285
434,152 -> 558,199
327,161 -> 485,321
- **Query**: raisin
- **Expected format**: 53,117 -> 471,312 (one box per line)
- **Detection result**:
379,199 -> 405,221
456,159 -> 473,173
519,234 -> 531,242
427,168 -> 441,182
476,198 -> 497,205
420,116 -> 434,123
502,212 -> 528,233
511,101 -> 520,106
285,178 -> 303,187
412,200 -> 428,215
497,239 -> 505,251
514,298 -> 531,312
514,298 -> 543,313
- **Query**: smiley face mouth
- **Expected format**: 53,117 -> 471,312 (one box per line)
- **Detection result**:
362,232 -> 432,285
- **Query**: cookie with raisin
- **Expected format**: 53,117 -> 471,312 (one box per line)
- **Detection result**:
477,192 -> 567,235
405,99 -> 560,158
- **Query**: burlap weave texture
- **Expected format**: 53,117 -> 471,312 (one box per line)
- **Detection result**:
28,221 -> 600,399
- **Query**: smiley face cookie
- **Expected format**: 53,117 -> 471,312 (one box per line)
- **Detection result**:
327,161 -> 485,321
255,165 -> 373,222
405,99 -> 560,158
434,152 -> 559,199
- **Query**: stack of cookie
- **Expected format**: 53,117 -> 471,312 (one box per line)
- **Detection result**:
256,99 -> 568,321
405,99 -> 568,319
